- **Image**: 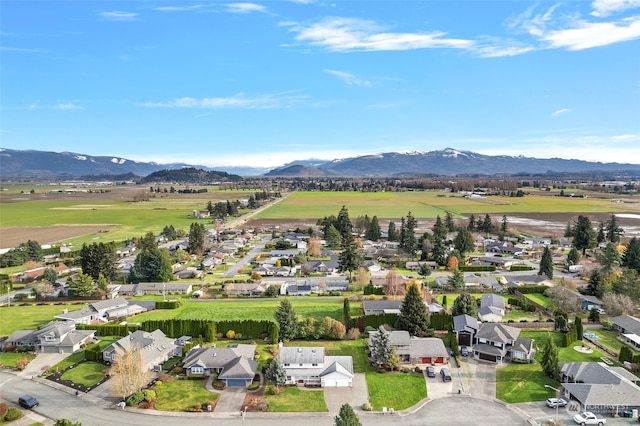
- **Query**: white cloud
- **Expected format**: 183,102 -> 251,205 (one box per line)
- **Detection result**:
0,46 -> 45,53
225,3 -> 268,14
154,5 -> 206,12
551,108 -> 571,117
98,11 -> 138,21
143,92 -> 307,109
287,17 -> 473,52
541,16 -> 640,50
57,103 -> 82,110
324,69 -> 372,87
591,0 -> 640,17
611,133 -> 639,140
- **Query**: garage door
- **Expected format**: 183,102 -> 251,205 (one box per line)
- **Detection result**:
459,333 -> 472,346
478,352 -> 497,362
421,357 -> 432,364
323,378 -> 350,387
226,379 -> 247,387
435,357 -> 445,364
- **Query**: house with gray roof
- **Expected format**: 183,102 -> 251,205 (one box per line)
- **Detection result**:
610,314 -> 640,350
478,294 -> 506,323
368,330 -> 449,364
472,323 -> 534,363
103,329 -> 177,373
3,321 -> 95,354
278,345 -> 354,387
183,344 -> 258,387
362,299 -> 403,315
453,314 -> 480,346
559,362 -> 640,414
54,297 -> 131,324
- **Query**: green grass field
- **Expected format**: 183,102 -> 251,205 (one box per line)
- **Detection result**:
524,294 -> 554,309
60,361 -> 106,387
255,191 -> 636,220
0,352 -> 36,368
0,303 -> 87,337
128,298 -> 362,324
365,371 -> 427,411
265,386 -> 328,412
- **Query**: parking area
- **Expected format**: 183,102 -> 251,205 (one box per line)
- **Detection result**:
324,373 -> 369,413
456,350 -> 497,399
424,363 -> 454,399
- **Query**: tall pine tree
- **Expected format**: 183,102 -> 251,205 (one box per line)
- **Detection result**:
274,299 -> 298,341
539,246 -> 554,278
396,284 -> 430,336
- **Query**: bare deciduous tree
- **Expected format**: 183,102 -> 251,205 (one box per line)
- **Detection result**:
603,293 -> 637,317
306,236 -> 323,257
355,267 -> 370,291
110,348 -> 150,400
384,269 -> 405,299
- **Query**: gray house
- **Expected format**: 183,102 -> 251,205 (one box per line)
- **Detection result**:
54,297 -> 131,324
472,323 -> 535,363
183,344 -> 258,387
3,321 -> 95,354
453,314 -> 480,346
103,329 -> 177,372
362,299 -> 403,315
368,330 -> 449,364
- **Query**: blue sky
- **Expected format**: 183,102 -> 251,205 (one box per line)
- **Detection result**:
2,0 -> 639,169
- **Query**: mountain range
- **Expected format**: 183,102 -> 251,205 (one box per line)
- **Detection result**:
2,147 -> 640,179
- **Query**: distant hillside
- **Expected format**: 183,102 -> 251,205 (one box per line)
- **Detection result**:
140,167 -> 241,183
265,148 -> 640,177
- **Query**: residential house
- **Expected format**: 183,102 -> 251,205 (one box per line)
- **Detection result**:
223,282 -> 267,297
464,274 -> 502,291
103,329 -> 177,372
368,330 -> 449,364
182,344 -> 258,387
610,315 -> 640,350
472,323 -> 535,363
364,260 -> 382,273
284,284 -> 311,296
478,294 -> 506,323
278,345 -> 354,387
302,256 -> 340,274
116,282 -> 193,297
54,297 -> 131,324
559,362 -> 640,414
362,299 -> 403,315
405,261 -> 437,271
3,321 -> 95,353
453,314 -> 479,346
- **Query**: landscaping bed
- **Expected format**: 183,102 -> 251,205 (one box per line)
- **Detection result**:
46,360 -> 109,392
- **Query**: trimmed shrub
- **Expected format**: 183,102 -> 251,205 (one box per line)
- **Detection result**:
126,391 -> 145,406
143,389 -> 156,401
4,407 -> 22,422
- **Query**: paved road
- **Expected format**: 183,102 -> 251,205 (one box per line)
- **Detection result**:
0,371 -> 532,426
222,234 -> 271,278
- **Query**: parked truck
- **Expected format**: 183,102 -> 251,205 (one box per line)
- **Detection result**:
573,411 -> 606,425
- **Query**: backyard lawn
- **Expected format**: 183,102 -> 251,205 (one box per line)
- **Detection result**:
365,371 -> 426,411
60,361 -> 106,387
496,330 -> 615,404
524,294 -> 553,309
264,386 -> 328,412
154,378 -> 217,411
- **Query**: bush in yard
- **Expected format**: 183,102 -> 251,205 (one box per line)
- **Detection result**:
143,389 -> 156,401
362,402 -> 372,411
193,403 -> 202,412
0,403 -> 8,418
226,330 -> 236,339
255,397 -> 268,411
414,366 -> 422,373
15,357 -> 29,370
264,384 -> 280,395
346,328 -> 361,340
126,391 -> 145,406
4,407 -> 22,422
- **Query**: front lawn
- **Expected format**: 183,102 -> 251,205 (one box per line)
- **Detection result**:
496,330 -> 615,404
366,371 -> 426,411
264,386 -> 328,412
0,352 -> 35,368
49,351 -> 85,372
60,361 -> 106,387
154,378 -> 217,411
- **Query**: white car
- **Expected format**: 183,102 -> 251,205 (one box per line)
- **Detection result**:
546,397 -> 567,408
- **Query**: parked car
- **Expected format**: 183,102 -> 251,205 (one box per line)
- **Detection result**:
461,346 -> 469,357
426,366 -> 436,377
573,411 -> 606,425
18,395 -> 39,409
440,367 -> 452,382
546,398 -> 568,408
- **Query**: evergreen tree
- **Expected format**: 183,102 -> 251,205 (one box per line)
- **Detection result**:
575,316 -> 583,341
467,214 -> 476,231
274,299 -> 298,341
338,230 -> 363,280
343,298 -> 352,329
539,246 -> 554,278
451,293 -> 477,317
137,231 -> 157,251
448,268 -> 464,289
481,214 -> 494,233
605,214 -> 624,243
80,242 -> 119,281
597,242 -> 620,274
541,334 -> 559,380
387,221 -> 399,242
431,215 -> 448,266
588,307 -> 600,323
334,403 -> 362,426
622,237 -> 640,272
500,215 -> 509,238
265,358 -> 287,386
612,269 -> 640,301
572,215 -> 596,254
369,325 -> 391,366
396,284 -> 430,336
188,222 -> 206,255
596,222 -> 606,245
325,224 -> 342,247
366,215 -> 382,241
399,212 -> 418,258
68,273 -> 96,297
567,247 -> 581,266
161,225 -> 177,241
129,247 -> 173,283
43,268 -> 58,285
445,212 -> 455,232
335,205 -> 353,239
453,228 -> 474,260
586,269 -> 605,298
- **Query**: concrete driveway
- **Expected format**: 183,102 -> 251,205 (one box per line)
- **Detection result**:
457,355 -> 497,398
324,373 -> 369,414
425,365 -> 453,399
19,353 -> 67,378
215,387 -> 247,413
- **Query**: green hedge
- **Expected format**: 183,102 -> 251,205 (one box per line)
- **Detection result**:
507,297 -> 536,312
430,312 -> 453,330
459,265 -> 496,272
509,265 -> 535,271
216,320 -> 276,340
510,285 -> 548,294
84,343 -> 102,361
619,346 -> 640,363
156,299 -> 184,309
77,323 -> 141,337
141,319 -> 217,341
359,313 -> 398,330
363,284 -> 385,295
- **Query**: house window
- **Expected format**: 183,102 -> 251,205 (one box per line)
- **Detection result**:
284,363 -> 290,366
312,363 -> 318,366
44,335 -> 55,341
191,366 -> 204,375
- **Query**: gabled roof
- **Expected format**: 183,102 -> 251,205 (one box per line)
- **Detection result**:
320,359 -> 354,378
362,299 -> 403,314
217,356 -> 258,380
91,296 -> 128,312
409,337 -> 449,359
480,294 -> 505,310
562,381 -> 640,407
560,362 -> 629,384
183,344 -> 256,370
610,314 -> 640,335
511,336 -> 534,354
453,314 -> 479,333
369,330 -> 410,347
478,306 -> 504,317
475,323 -> 520,343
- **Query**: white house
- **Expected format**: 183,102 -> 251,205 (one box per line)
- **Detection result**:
278,344 -> 354,387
